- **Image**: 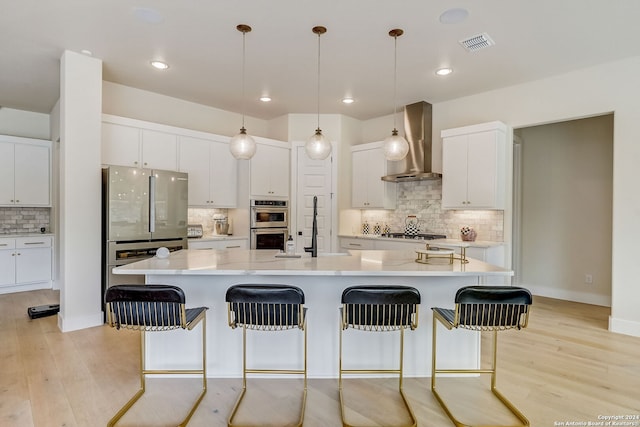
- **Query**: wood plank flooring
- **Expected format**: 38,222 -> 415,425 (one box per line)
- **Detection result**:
1,290 -> 639,426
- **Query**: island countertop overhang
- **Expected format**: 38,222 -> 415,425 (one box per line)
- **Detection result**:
113,249 -> 513,277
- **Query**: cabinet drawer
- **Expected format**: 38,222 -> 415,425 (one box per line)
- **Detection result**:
16,236 -> 52,248
0,239 -> 16,249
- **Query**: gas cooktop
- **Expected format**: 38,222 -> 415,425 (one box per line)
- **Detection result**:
380,233 -> 447,240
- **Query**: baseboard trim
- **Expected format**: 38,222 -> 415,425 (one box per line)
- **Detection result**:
609,316 -> 640,338
523,284 -> 611,307
57,311 -> 103,332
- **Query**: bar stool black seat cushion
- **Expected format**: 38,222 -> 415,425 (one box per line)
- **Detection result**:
341,285 -> 420,328
105,284 -> 207,329
226,284 -> 305,327
433,285 -> 532,329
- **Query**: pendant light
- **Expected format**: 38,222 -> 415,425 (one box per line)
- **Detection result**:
305,26 -> 332,160
229,24 -> 257,160
383,28 -> 410,161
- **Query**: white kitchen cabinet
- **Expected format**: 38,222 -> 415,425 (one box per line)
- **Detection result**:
441,121 -> 507,209
178,136 -> 237,207
250,142 -> 290,198
0,236 -> 53,293
351,142 -> 397,209
102,121 -> 177,170
0,135 -> 51,207
188,238 -> 248,250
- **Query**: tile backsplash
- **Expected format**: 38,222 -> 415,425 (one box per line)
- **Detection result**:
188,208 -> 229,235
361,180 -> 504,241
0,207 -> 51,234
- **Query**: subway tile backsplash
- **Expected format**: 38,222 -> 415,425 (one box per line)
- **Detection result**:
361,180 -> 504,241
0,207 -> 51,234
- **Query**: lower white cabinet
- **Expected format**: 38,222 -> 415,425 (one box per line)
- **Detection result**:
188,238 -> 248,250
339,237 -> 375,251
0,236 -> 53,293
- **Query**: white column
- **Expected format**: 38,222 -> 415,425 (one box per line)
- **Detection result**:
58,50 -> 103,331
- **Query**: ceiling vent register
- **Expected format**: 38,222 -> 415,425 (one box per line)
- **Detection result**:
459,33 -> 495,52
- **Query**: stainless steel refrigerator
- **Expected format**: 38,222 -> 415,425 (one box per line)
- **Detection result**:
101,166 -> 188,303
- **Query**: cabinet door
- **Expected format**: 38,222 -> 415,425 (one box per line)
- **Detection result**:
15,247 -> 51,284
142,129 -> 177,170
209,140 -> 238,207
251,144 -> 290,198
14,143 -> 50,206
0,142 -> 15,205
351,150 -> 369,208
466,131 -> 499,208
102,122 -> 141,167
0,246 -> 16,286
364,149 -> 388,208
179,136 -> 211,206
442,134 -> 470,208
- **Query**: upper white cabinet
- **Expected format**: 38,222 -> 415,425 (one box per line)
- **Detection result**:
441,121 -> 507,209
102,118 -> 178,170
0,135 -> 51,207
250,142 -> 290,198
351,142 -> 398,209
178,136 -> 237,207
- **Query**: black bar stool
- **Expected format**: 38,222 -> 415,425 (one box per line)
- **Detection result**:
225,284 -> 307,427
104,284 -> 208,427
339,285 -> 421,427
431,285 -> 533,427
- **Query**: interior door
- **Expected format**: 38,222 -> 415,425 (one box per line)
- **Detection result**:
295,146 -> 332,253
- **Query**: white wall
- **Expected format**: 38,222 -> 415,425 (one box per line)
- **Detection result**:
428,55 -> 640,337
0,108 -> 50,139
102,81 -> 270,139
58,50 -> 104,332
518,115 -> 613,306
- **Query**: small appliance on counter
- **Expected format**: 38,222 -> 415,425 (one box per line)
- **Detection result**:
187,224 -> 203,238
213,214 -> 230,235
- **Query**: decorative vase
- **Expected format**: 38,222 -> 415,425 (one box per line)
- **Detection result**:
461,230 -> 477,241
361,221 -> 370,235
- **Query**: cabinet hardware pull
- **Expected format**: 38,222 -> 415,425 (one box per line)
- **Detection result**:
0,244 -> 7,247
24,242 -> 46,245
226,245 -> 241,249
349,243 -> 362,247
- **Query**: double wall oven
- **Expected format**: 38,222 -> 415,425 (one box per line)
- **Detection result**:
250,200 -> 289,250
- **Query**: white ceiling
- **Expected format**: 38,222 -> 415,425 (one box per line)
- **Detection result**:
2,0 -> 640,121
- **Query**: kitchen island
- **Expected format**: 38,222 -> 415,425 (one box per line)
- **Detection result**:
113,249 -> 513,378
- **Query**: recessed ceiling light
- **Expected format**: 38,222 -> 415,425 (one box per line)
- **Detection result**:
150,61 -> 169,70
436,68 -> 453,76
439,8 -> 469,24
342,97 -> 355,104
80,49 -> 93,56
259,96 -> 272,102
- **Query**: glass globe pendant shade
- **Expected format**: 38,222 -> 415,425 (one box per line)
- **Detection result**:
383,128 -> 409,161
229,127 -> 257,160
305,128 -> 332,160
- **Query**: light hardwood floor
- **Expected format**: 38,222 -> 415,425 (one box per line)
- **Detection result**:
1,289 -> 639,427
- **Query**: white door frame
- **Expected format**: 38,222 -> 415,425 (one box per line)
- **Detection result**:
289,141 -> 339,253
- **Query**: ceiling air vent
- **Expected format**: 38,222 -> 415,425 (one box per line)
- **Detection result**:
459,33 -> 495,52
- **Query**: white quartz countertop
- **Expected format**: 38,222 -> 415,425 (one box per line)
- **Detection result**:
113,248 -> 512,277
0,233 -> 54,238
188,235 -> 248,242
339,234 -> 503,248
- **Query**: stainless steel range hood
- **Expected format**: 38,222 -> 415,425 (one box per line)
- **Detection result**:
381,101 -> 442,182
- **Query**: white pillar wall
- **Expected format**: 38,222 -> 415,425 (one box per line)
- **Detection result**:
58,50 -> 104,332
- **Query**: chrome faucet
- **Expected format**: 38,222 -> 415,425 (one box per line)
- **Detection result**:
304,196 -> 318,257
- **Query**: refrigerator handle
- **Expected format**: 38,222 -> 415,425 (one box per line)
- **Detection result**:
149,174 -> 156,233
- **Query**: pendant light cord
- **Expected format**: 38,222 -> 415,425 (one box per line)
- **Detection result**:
241,29 -> 247,129
316,30 -> 321,131
392,33 -> 398,131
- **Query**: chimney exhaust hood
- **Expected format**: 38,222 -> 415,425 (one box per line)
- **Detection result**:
381,101 -> 442,182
